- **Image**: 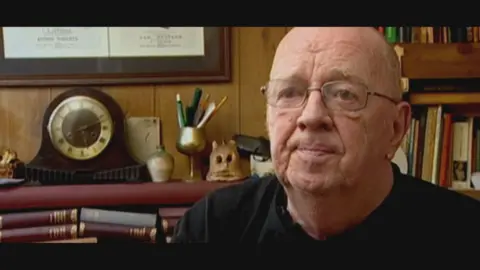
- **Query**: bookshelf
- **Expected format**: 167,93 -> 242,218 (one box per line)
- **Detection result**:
0,181 -> 236,242
382,26 -> 480,200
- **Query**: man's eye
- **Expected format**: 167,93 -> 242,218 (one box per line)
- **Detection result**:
331,89 -> 358,101
278,87 -> 303,98
335,89 -> 357,100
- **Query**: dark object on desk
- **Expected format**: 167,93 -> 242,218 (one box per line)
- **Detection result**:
232,134 -> 271,159
26,87 -> 148,186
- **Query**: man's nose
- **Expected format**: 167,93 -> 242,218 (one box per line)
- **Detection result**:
296,91 -> 334,130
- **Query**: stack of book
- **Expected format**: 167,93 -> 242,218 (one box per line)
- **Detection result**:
0,209 -> 96,243
78,208 -> 162,243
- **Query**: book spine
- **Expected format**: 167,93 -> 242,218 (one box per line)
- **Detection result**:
161,217 -> 180,235
79,222 -> 156,243
0,209 -> 77,230
38,237 -> 97,243
80,208 -> 156,228
158,207 -> 188,235
0,224 -> 78,243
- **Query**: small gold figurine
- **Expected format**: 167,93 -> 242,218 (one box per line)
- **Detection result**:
0,149 -> 21,178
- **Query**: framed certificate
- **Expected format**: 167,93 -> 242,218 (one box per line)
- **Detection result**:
0,27 -> 231,86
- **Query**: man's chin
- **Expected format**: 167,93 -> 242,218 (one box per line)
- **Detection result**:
284,170 -> 341,194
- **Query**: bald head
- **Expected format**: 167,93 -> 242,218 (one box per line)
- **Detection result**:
270,27 -> 402,100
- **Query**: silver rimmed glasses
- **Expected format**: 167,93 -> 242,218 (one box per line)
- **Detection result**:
261,79 -> 399,111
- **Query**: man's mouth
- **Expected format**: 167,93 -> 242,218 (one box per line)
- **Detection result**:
296,144 -> 336,156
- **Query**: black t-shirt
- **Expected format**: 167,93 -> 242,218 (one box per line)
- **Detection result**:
171,164 -> 480,242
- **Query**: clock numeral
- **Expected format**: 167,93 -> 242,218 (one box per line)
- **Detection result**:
67,147 -> 73,153
58,138 -> 64,144
80,150 -> 85,157
99,137 -> 106,144
102,125 -> 108,130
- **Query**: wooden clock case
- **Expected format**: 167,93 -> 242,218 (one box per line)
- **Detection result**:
22,87 -> 149,185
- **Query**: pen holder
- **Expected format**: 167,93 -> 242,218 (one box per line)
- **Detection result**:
176,127 -> 207,182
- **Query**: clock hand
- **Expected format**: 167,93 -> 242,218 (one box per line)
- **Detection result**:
74,119 -> 106,133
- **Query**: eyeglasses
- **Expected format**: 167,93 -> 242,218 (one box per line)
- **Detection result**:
260,79 -> 399,112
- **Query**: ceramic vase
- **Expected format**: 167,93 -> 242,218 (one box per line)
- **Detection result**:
147,146 -> 174,183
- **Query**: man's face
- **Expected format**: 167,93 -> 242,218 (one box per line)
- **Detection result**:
266,27 -> 407,193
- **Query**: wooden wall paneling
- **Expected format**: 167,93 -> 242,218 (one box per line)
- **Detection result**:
156,27 -> 241,179
50,87 -> 69,100
0,88 -> 50,161
238,27 -> 288,137
102,86 -> 155,117
51,86 -> 156,117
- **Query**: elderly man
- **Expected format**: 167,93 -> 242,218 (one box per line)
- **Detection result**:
171,27 -> 480,242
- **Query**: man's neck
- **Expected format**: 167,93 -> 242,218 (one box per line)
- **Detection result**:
285,163 -> 394,240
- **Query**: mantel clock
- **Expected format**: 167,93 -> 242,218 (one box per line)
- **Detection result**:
20,87 -> 149,185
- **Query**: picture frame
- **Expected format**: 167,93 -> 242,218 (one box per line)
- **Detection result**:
0,27 -> 231,87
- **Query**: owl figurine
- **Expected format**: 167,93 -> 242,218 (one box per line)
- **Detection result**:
206,140 -> 245,182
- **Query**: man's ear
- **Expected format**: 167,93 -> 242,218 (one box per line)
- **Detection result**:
389,101 -> 411,156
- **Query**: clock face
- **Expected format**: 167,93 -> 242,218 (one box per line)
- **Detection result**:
47,95 -> 114,161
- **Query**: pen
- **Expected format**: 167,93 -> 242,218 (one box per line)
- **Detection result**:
185,105 -> 193,126
176,93 -> 186,128
197,96 -> 228,128
200,94 -> 210,110
193,93 -> 210,126
213,96 -> 228,114
193,106 -> 204,126
187,88 -> 203,126
191,88 -> 203,112
196,102 -> 216,128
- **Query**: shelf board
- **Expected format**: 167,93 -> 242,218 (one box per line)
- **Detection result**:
409,92 -> 480,105
397,43 -> 480,79
0,181 -> 236,211
453,189 -> 480,200
1,180 -> 477,211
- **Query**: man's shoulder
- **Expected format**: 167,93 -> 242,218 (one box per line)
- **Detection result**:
211,175 -> 278,196
171,175 -> 279,242
198,175 -> 278,215
374,171 -> 480,240
399,173 -> 480,207
395,173 -> 480,227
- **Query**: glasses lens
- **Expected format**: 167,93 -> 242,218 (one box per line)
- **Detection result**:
322,81 -> 367,111
264,80 -> 307,108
